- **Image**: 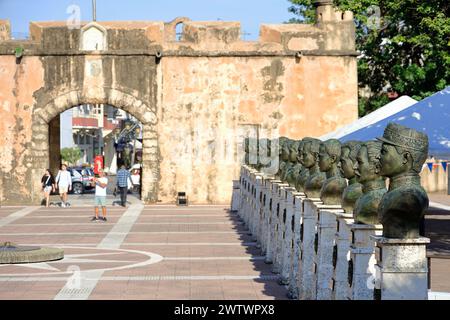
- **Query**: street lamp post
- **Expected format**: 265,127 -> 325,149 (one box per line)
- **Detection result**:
92,0 -> 96,21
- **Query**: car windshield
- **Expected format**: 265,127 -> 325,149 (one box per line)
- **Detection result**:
82,168 -> 94,176
71,169 -> 82,178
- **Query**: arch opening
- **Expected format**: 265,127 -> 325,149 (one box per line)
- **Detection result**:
31,89 -> 159,205
46,104 -> 144,202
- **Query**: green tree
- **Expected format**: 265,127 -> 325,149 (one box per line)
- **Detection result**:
287,0 -> 450,116
61,147 -> 82,166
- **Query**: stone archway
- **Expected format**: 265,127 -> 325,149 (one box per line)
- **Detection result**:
30,88 -> 159,204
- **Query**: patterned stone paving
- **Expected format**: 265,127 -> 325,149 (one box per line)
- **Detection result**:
0,203 -> 287,300
1,192 -> 448,300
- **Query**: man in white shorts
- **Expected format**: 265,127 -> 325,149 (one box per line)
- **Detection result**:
92,170 -> 108,222
55,164 -> 72,207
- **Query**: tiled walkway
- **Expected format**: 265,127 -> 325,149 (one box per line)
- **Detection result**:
1,193 -> 449,299
0,203 -> 287,300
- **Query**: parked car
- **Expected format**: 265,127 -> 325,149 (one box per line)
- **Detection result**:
67,167 -> 95,194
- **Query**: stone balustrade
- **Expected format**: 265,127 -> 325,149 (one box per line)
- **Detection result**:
231,164 -> 430,300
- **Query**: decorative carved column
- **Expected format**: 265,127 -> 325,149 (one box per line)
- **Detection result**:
264,179 -> 282,264
348,223 -> 382,300
287,192 -> 305,299
298,198 -> 322,300
315,205 -> 342,300
271,183 -> 290,274
332,213 -> 354,300
279,187 -> 298,285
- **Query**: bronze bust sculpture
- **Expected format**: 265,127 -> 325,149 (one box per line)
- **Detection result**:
340,141 -> 363,213
276,137 -> 289,178
295,139 -> 310,192
304,138 -> 326,198
353,141 -> 387,224
319,139 -> 347,205
256,138 -> 271,171
377,123 -> 429,238
285,140 -> 303,187
280,139 -> 293,181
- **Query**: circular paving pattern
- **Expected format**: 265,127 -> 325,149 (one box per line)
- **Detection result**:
0,246 -> 163,276
0,242 -> 64,264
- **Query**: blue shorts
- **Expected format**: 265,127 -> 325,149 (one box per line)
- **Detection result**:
95,196 -> 106,207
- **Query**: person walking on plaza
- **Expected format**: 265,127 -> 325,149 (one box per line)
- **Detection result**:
117,163 -> 132,207
55,164 -> 72,208
92,170 -> 108,222
41,169 -> 56,207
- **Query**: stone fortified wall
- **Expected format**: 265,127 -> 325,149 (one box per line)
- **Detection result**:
0,1 -> 358,205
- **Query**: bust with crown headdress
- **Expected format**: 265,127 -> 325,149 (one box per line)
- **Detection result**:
377,123 -> 429,238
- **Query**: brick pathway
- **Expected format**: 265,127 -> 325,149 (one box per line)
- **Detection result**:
0,203 -> 287,300
1,192 -> 449,299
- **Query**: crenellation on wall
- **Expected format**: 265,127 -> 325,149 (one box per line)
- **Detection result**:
164,17 -> 191,42
1,18 -> 356,57
259,24 -> 325,51
315,1 -> 353,23
182,21 -> 241,48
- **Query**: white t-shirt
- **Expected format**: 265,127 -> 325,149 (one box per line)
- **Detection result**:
95,177 -> 108,197
56,170 -> 72,187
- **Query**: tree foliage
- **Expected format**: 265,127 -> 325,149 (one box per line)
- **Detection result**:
61,147 -> 82,166
287,0 -> 450,116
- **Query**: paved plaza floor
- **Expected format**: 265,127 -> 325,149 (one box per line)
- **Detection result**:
0,200 -> 287,300
0,192 -> 449,300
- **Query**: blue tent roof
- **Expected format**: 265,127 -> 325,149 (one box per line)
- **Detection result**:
340,87 -> 450,160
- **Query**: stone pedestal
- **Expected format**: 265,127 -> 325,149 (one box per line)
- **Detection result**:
264,180 -> 282,264
315,205 -> 343,300
348,223 -> 382,300
245,169 -> 257,230
244,170 -> 256,229
237,167 -> 247,220
238,166 -> 250,223
230,180 -> 241,212
372,236 -> 430,300
252,174 -> 264,242
247,172 -> 259,239
279,187 -> 298,285
271,183 -> 290,274
287,193 -> 305,299
261,178 -> 275,255
332,214 -> 354,300
298,198 -> 322,300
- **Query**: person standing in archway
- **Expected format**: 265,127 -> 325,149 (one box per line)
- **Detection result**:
117,163 -> 132,207
92,170 -> 108,222
41,169 -> 56,207
55,164 -> 72,207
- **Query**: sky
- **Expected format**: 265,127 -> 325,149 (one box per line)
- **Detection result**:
0,0 -> 295,40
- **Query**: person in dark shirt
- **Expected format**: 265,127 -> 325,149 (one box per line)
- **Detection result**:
41,169 -> 56,207
116,163 -> 132,207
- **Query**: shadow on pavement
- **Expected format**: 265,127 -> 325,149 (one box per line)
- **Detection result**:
224,208 -> 289,300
